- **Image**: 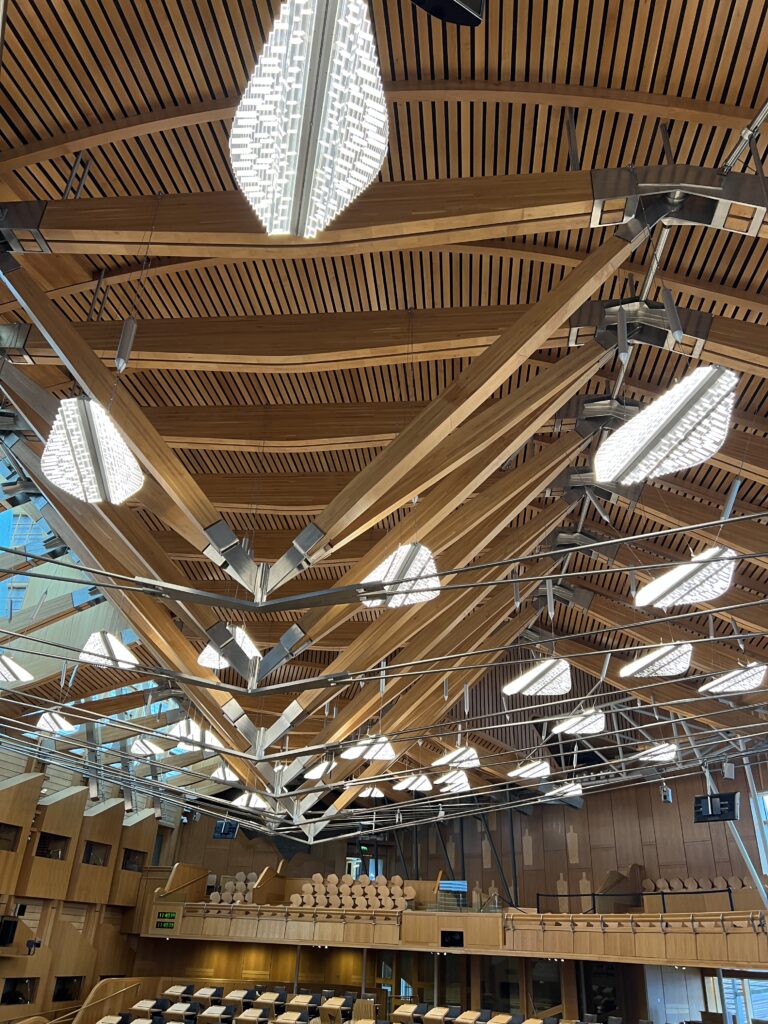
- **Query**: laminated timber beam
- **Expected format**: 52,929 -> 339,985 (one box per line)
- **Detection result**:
0,257 -> 262,590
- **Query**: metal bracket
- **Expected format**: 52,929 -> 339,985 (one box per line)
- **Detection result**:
205,621 -> 260,688
553,469 -> 643,510
591,165 -> 767,238
267,523 -> 325,593
221,697 -> 263,752
533,582 -> 593,613
203,519 -> 270,600
0,202 -> 49,254
256,623 -> 309,682
0,324 -> 33,363
569,297 -> 712,352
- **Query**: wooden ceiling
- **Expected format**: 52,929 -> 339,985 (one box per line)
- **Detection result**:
0,0 -> 766,835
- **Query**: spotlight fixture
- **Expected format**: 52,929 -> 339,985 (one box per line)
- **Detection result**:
619,643 -> 693,678
393,773 -> 433,792
409,0 -> 485,27
131,737 -> 164,757
634,546 -> 736,609
437,768 -> 470,793
233,791 -> 269,810
359,786 -> 385,798
304,758 -> 337,781
340,735 -> 395,761
432,746 -> 480,769
698,663 -> 766,695
594,366 -> 738,484
0,654 -> 33,684
230,0 -> 388,238
635,742 -> 678,764
41,397 -> 143,505
36,711 -> 73,733
548,781 -> 583,798
80,631 -> 139,669
551,709 -> 606,737
362,542 -> 440,608
502,658 -> 572,696
508,759 -> 551,780
197,627 -> 261,672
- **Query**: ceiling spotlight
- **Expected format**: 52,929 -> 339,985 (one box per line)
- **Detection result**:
198,627 -> 261,672
80,631 -> 139,669
508,759 -> 551,780
230,0 -> 388,238
233,791 -> 269,810
594,366 -> 738,484
359,786 -> 385,799
502,658 -> 572,696
437,769 -> 470,793
636,742 -> 678,764
363,543 -> 440,609
304,759 -> 337,781
340,735 -> 395,761
393,774 -> 432,792
698,663 -> 766,695
432,746 -> 480,769
619,643 -> 693,678
131,737 -> 164,757
552,709 -> 606,737
41,396 -> 143,505
36,711 -> 73,733
635,546 -> 736,609
548,781 -> 583,798
409,0 -> 485,26
0,654 -> 33,684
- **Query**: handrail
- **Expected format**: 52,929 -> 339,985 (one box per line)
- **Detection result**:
58,982 -> 142,1023
535,887 -> 735,913
159,871 -> 210,899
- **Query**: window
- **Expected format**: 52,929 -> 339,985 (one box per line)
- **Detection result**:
35,833 -> 69,860
52,977 -> 84,1002
5,581 -> 26,615
1,978 -> 37,1005
122,848 -> 146,872
0,823 -> 21,853
10,515 -> 47,551
750,791 -> 768,873
82,841 -> 110,867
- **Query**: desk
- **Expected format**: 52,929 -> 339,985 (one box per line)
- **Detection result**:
455,1015 -> 481,1024
254,994 -> 283,1019
287,997 -> 315,1012
275,1014 -> 305,1024
423,1009 -> 451,1024
226,992 -> 251,1011
166,988 -> 193,1001
199,1008 -> 233,1022
195,990 -> 221,1007
132,1001 -> 159,1014
236,1011 -> 266,1024
392,1006 -> 418,1024
488,1016 -> 513,1024
96,1016 -> 123,1024
320,999 -> 348,1024
165,1003 -> 195,1021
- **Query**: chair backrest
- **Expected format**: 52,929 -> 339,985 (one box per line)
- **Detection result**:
607,1017 -> 623,1024
510,1014 -> 525,1024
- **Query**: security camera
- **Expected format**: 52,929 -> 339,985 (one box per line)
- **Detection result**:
660,782 -> 673,804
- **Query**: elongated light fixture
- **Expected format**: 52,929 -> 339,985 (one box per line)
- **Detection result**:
0,654 -> 33,684
359,786 -> 385,798
304,758 -> 337,780
699,663 -> 766,695
198,627 -> 261,672
362,542 -> 440,608
437,768 -> 470,793
80,631 -> 139,669
432,746 -> 480,769
230,0 -> 388,238
502,658 -> 572,696
393,773 -> 432,792
340,735 -> 395,761
634,742 -> 677,764
508,759 -> 550,780
619,643 -> 693,678
42,397 -> 143,505
635,546 -> 736,609
552,708 -> 606,737
594,366 -> 738,484
549,781 -> 583,798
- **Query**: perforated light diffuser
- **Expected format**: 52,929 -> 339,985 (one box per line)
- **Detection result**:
359,786 -> 384,798
594,366 -> 738,484
37,711 -> 73,733
432,746 -> 480,769
393,774 -> 433,792
41,397 -> 143,504
636,742 -> 678,764
437,768 -> 470,793
230,0 -> 388,238
635,546 -> 736,609
619,643 -> 693,678
234,791 -> 269,810
363,542 -> 440,608
80,631 -> 139,669
549,781 -> 583,798
0,654 -> 33,684
304,759 -> 336,780
198,627 -> 262,672
508,759 -> 551,780
551,708 -> 606,736
698,663 -> 766,695
340,735 -> 395,761
502,658 -> 572,696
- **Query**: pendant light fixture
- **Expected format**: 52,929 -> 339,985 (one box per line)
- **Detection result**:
212,765 -> 239,784
432,746 -> 480,769
508,759 -> 551,780
80,631 -> 139,669
698,663 -> 766,695
0,653 -> 33,684
393,773 -> 433,792
619,643 -> 693,678
502,658 -> 572,696
233,791 -> 269,810
131,737 -> 164,757
198,627 -> 261,672
230,0 -> 389,238
304,758 -> 337,780
359,786 -> 385,798
362,542 -> 440,608
548,781 -> 583,798
41,397 -> 143,505
340,735 -> 395,761
594,366 -> 738,484
437,768 -> 470,793
551,708 -> 606,737
634,546 -> 736,609
634,742 -> 677,764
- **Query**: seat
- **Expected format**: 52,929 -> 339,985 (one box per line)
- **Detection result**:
445,1011 -> 461,1022
412,1006 -> 429,1024
476,1014 -> 492,1023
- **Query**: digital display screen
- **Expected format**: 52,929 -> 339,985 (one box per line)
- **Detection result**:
155,921 -> 176,929
156,912 -> 176,920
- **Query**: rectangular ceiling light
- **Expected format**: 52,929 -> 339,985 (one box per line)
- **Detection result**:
502,658 -> 572,696
363,542 -> 440,608
634,546 -> 736,609
619,643 -> 693,678
698,663 -> 766,695
230,0 -> 389,238
340,735 -> 395,761
508,759 -> 550,780
551,709 -> 606,736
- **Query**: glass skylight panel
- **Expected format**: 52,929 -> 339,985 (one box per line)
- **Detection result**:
0,654 -> 33,684
698,663 -> 766,695
197,627 -> 262,672
36,711 -> 74,733
619,643 -> 693,678
551,709 -> 606,736
393,774 -> 432,792
635,546 -> 736,609
230,0 -> 388,238
594,366 -> 738,484
362,542 -> 440,609
340,735 -> 395,761
437,769 -> 470,793
636,742 -> 678,764
502,658 -> 572,696
359,786 -> 384,798
432,746 -> 480,769
41,397 -> 143,504
304,758 -> 336,780
131,737 -> 164,757
549,781 -> 583,798
80,631 -> 139,669
508,759 -> 551,780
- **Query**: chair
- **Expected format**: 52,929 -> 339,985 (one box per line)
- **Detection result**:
445,1011 -> 461,1022
412,1006 -> 429,1024
510,1014 -> 525,1024
475,1014 -> 492,1023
